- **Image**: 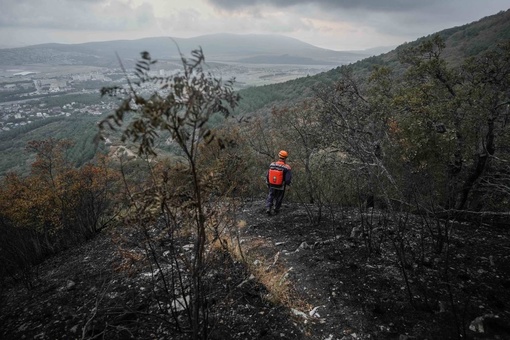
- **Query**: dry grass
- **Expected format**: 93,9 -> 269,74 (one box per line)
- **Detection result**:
113,247 -> 146,276
213,219 -> 311,312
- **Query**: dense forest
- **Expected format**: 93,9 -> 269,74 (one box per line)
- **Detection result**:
1,9 -> 510,340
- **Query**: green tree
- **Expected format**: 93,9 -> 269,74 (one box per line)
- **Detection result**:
395,36 -> 510,212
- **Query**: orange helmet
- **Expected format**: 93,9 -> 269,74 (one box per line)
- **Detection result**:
278,150 -> 288,159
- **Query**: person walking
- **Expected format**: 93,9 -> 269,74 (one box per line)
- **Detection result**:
265,150 -> 292,215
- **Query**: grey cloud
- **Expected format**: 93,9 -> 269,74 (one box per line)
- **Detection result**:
207,0 -> 509,24
0,0 -> 156,31
207,0 -> 445,12
206,0 -> 509,39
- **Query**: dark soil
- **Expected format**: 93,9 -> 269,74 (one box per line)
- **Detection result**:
1,200 -> 510,339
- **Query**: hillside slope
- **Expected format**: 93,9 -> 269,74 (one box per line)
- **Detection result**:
234,9 -> 510,116
1,201 -> 509,339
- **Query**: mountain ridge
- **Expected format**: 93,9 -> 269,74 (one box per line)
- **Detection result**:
0,33 -> 382,67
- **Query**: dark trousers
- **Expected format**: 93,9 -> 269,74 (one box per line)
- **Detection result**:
266,187 -> 285,211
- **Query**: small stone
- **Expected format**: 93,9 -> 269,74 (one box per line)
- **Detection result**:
291,308 -> 308,319
298,242 -> 311,250
66,280 -> 76,290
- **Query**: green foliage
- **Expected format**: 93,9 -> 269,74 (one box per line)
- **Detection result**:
39,92 -> 110,107
0,115 -> 103,177
234,67 -> 339,118
394,38 -> 510,209
0,89 -> 34,102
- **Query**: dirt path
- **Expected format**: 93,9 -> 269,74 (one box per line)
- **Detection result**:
238,199 -> 510,340
238,200 -> 385,339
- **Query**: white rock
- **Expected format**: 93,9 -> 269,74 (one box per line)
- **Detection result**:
171,295 -> 191,312
309,306 -> 321,318
350,226 -> 362,238
291,308 -> 308,319
183,244 -> 194,251
66,280 -> 76,290
469,314 -> 498,333
298,242 -> 311,250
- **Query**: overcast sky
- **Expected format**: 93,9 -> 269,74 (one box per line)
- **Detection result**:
0,0 -> 508,50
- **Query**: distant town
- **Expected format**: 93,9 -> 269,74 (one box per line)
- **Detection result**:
0,60 -> 333,134
0,67 -> 121,133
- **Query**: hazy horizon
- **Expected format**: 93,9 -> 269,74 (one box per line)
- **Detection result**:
0,0 -> 508,51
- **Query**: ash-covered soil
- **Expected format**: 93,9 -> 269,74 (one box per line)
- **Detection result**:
1,200 -> 509,339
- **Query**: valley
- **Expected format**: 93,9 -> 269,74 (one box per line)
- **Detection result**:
0,61 -> 334,134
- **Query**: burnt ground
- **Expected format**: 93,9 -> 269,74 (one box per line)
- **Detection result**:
1,199 -> 510,340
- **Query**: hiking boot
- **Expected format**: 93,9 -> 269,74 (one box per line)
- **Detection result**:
266,208 -> 271,215
274,209 -> 280,215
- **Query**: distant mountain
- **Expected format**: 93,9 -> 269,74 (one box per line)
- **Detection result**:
238,54 -> 342,66
352,46 -> 397,55
0,33 -> 377,67
233,9 -> 510,116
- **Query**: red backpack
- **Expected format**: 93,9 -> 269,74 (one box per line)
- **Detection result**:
268,164 -> 285,186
